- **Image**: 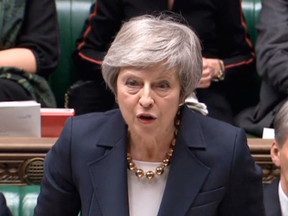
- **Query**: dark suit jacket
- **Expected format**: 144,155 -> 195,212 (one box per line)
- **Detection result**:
34,106 -> 265,216
0,193 -> 12,216
235,0 -> 288,137
264,178 -> 281,216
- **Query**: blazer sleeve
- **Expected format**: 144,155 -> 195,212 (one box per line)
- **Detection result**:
216,0 -> 256,76
0,193 -> 12,216
16,0 -> 60,78
34,118 -> 81,216
72,0 -> 122,81
256,0 -> 288,94
218,129 -> 265,216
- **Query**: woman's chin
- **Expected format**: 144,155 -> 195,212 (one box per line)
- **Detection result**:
131,125 -> 159,137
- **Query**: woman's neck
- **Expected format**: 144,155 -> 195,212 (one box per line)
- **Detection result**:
128,128 -> 175,162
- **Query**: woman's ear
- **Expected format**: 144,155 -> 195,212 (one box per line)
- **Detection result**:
179,95 -> 187,105
271,141 -> 281,167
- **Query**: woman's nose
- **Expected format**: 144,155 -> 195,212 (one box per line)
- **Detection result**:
139,86 -> 154,108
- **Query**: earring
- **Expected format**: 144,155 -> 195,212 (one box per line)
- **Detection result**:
115,97 -> 118,103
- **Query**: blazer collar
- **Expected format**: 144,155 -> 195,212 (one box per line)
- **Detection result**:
158,106 -> 209,216
88,106 -> 209,216
178,105 -> 206,148
88,110 -> 129,216
95,110 -> 128,147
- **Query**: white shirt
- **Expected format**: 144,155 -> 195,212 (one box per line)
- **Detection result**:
278,180 -> 288,216
127,160 -> 169,216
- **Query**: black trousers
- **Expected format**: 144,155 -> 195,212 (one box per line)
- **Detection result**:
0,79 -> 32,102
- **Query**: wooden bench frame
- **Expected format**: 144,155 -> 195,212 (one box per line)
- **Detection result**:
0,137 -> 278,185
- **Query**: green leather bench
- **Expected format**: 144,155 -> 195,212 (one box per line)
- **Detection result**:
0,0 -> 262,215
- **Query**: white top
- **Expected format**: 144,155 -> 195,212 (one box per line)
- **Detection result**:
278,180 -> 288,216
127,160 -> 170,216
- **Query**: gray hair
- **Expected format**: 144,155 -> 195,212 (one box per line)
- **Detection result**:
274,100 -> 288,147
102,14 -> 203,100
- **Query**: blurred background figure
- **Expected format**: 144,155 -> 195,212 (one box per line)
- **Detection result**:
236,0 -> 288,137
71,0 -> 258,122
0,0 -> 60,107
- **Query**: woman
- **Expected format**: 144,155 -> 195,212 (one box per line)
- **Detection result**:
34,15 -> 264,216
0,0 -> 60,107
72,0 -> 258,123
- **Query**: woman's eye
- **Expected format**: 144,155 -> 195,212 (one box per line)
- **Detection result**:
126,79 -> 139,87
158,82 -> 170,89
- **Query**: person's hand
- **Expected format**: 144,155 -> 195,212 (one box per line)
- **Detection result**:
197,58 -> 221,88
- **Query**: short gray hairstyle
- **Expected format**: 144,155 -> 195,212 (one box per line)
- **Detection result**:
274,100 -> 288,147
102,14 -> 203,100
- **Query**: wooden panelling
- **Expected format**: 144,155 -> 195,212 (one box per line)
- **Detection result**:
0,138 -> 278,185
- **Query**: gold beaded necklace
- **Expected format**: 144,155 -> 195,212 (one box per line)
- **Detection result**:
127,109 -> 181,180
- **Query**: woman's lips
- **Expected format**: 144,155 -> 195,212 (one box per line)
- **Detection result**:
137,117 -> 156,124
136,114 -> 157,124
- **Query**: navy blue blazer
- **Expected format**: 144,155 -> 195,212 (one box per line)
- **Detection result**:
0,193 -> 12,216
34,106 -> 265,216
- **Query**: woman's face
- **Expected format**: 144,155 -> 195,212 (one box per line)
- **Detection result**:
116,65 -> 181,137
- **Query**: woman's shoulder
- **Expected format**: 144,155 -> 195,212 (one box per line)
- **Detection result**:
63,108 -> 124,143
184,110 -> 247,155
54,108 -> 124,159
184,108 -> 241,140
195,112 -> 240,134
184,111 -> 250,171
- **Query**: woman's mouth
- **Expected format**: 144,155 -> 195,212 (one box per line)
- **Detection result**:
137,114 -> 157,124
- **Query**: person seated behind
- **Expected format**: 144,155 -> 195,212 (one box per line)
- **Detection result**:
34,15 -> 264,216
0,193 -> 12,216
71,0 -> 258,123
0,0 -> 60,107
235,0 -> 288,137
264,99 -> 288,216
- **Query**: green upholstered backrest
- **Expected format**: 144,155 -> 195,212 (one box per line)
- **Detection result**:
242,0 -> 262,47
50,0 -> 95,107
242,0 -> 262,116
0,186 -> 40,216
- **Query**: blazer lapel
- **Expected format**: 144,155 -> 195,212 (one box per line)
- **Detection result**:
158,106 -> 210,216
88,110 -> 130,216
